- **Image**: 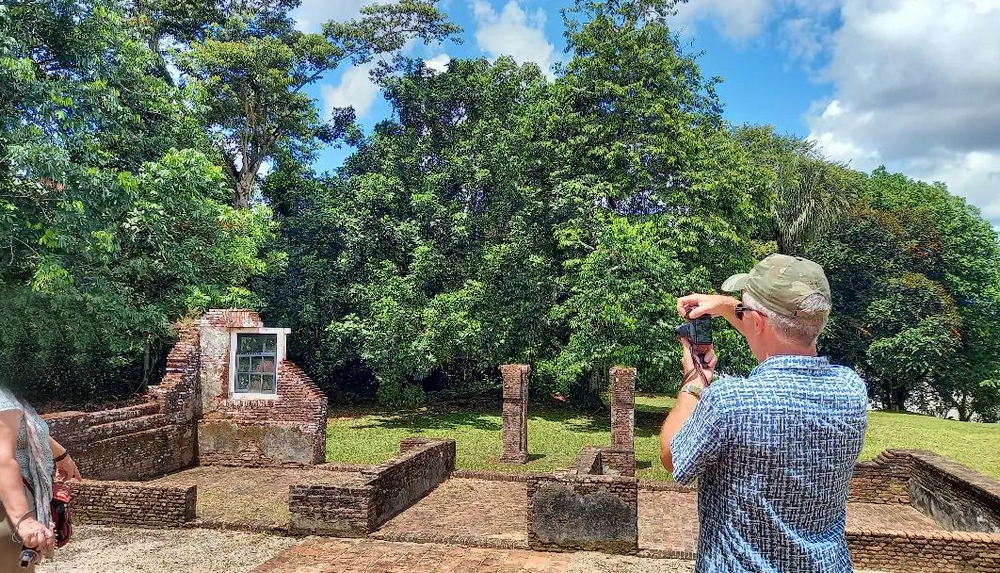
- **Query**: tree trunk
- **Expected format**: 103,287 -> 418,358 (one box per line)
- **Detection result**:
233,174 -> 253,209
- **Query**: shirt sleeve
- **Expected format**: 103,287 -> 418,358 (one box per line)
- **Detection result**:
670,385 -> 727,485
0,388 -> 20,413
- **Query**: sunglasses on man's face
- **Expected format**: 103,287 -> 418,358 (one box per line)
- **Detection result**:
735,304 -> 764,321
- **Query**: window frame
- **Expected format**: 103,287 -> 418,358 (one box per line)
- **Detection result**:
227,327 -> 289,401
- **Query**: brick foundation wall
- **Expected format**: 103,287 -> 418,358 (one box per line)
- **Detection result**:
499,364 -> 530,464
289,482 -> 374,536
849,450 -> 912,504
600,447 -> 636,478
366,439 -> 456,526
68,480 -> 196,527
527,473 -> 638,554
289,438 -> 455,536
847,528 -> 1000,573
197,310 -> 328,467
44,323 -> 200,481
908,450 -> 1000,533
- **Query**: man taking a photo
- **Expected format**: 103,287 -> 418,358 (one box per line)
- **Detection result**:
660,254 -> 868,572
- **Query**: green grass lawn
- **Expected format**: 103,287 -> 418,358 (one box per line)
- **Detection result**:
326,397 -> 1000,481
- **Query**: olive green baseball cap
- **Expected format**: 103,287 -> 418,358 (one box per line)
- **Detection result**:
721,254 -> 831,318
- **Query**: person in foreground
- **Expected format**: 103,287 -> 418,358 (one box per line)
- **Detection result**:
660,254 -> 868,573
0,387 -> 81,571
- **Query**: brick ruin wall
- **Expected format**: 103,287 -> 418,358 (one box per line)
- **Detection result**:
908,450 -> 1000,533
571,446 -> 603,476
44,309 -> 328,480
847,449 -> 1000,534
843,449 -> 1000,572
68,480 -> 196,527
197,310 -> 329,467
43,323 -> 201,481
527,472 -> 638,554
289,438 -> 456,536
848,529 -> 1000,573
499,364 -> 530,464
849,449 -> 913,504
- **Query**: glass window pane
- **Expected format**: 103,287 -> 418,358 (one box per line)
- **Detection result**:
236,374 -> 250,392
260,358 -> 275,376
261,375 -> 275,392
238,335 -> 253,353
262,336 -> 276,353
238,356 -> 250,373
251,374 -> 264,392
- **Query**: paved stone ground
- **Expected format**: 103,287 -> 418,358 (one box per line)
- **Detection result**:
374,479 -> 935,557
637,490 -> 944,554
37,525 -> 297,573
375,479 -> 527,546
639,490 -> 698,555
252,538 -> 700,573
153,466 -> 361,529
39,526 -> 892,573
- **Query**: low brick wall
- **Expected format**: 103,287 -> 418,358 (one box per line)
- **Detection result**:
289,483 -> 373,536
908,450 -> 1000,533
849,450 -> 912,504
600,447 -> 636,478
68,480 -> 196,527
289,438 -> 456,536
367,438 -> 457,526
527,473 -> 638,554
848,528 -> 1000,573
571,447 -> 603,475
44,324 -> 201,481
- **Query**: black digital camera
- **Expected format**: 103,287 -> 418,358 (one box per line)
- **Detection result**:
675,315 -> 712,345
675,313 -> 712,368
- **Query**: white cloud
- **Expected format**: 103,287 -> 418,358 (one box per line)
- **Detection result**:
424,53 -> 451,74
805,0 -> 1000,225
471,0 -> 557,78
321,62 -> 380,119
780,17 -> 829,64
292,0 -> 367,33
671,0 -> 773,42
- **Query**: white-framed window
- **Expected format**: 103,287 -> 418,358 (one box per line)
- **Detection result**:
228,328 -> 289,400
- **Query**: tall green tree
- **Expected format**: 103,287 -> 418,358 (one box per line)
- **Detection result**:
165,0 -> 459,208
263,56 -> 557,405
809,169 -> 1000,418
536,0 -> 766,395
734,128 -> 861,256
0,0 -> 271,403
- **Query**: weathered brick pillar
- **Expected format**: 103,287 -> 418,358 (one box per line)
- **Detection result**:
499,364 -> 530,464
610,366 -> 636,451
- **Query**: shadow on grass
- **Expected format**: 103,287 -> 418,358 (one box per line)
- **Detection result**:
351,411 -> 503,432
338,403 -> 671,442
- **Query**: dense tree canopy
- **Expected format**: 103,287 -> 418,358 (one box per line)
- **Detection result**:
2,0 -> 998,419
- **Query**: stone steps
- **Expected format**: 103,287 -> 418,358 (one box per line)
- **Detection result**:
88,413 -> 168,442
87,402 -> 161,425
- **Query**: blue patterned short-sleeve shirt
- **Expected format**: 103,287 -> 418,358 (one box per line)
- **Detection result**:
671,355 -> 868,573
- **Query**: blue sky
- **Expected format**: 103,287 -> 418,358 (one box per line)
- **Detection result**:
290,0 -> 1000,228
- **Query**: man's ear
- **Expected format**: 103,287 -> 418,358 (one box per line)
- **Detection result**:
753,311 -> 768,336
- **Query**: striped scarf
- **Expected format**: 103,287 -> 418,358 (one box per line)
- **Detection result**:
16,401 -> 53,527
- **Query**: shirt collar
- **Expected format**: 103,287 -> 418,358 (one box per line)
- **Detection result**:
750,354 -> 831,377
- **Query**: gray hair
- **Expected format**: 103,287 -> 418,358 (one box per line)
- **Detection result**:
743,291 -> 830,346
